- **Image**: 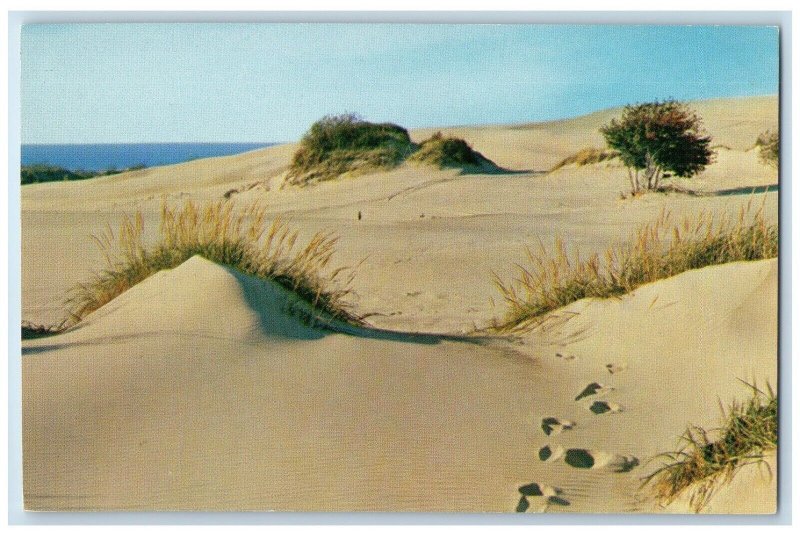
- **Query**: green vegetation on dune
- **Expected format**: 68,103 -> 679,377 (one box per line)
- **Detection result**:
492,201 -> 777,332
287,115 -> 505,185
66,200 -> 364,328
601,100 -> 714,194
755,130 -> 779,168
21,163 -> 146,185
408,132 -> 502,172
286,113 -> 416,185
643,382 -> 777,512
21,319 -> 68,340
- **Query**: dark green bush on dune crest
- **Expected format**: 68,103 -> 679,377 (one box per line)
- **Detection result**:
409,132 -> 502,172
286,113 -> 416,185
287,115 -> 504,185
755,130 -> 779,168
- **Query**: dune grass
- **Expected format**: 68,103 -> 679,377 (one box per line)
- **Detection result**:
642,382 -> 777,512
491,201 -> 777,332
550,147 -> 619,172
21,319 -> 69,339
66,200 -> 365,327
408,132 -> 501,172
287,113 -> 416,185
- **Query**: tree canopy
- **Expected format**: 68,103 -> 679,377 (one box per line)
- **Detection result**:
600,100 -> 713,193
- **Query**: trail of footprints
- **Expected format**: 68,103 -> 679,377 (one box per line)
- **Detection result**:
515,356 -> 638,512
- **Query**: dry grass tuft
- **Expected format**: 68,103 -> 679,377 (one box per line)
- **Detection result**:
550,147 -> 619,171
642,382 -> 777,512
66,200 -> 365,327
492,200 -> 777,332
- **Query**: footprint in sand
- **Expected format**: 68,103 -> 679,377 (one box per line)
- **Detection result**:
555,352 -> 577,361
588,401 -> 623,415
539,445 -> 638,473
574,382 -> 614,401
563,448 -> 639,473
515,495 -> 531,512
538,444 -> 565,462
606,363 -> 628,375
515,482 -> 570,512
541,417 -> 575,436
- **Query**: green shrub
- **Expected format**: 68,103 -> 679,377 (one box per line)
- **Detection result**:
21,164 -> 95,185
409,132 -> 500,171
601,100 -> 714,193
21,319 -> 68,339
287,113 -> 416,185
755,130 -> 779,168
21,163 -> 147,185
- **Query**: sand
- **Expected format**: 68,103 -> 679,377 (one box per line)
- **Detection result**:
21,95 -> 779,512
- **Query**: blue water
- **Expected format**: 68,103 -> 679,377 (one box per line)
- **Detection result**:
21,142 -> 278,172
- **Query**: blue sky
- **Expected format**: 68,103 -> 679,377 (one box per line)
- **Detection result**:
21,24 -> 779,144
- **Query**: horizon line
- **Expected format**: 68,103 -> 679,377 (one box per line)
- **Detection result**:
22,93 -> 778,146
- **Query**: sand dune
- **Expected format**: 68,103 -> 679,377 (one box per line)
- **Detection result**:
21,95 -> 777,212
21,95 -> 778,512
22,256 -> 776,512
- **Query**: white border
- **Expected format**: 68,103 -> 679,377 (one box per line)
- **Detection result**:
3,4 -> 795,531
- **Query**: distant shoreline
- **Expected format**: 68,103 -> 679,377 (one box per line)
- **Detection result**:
21,142 -> 279,173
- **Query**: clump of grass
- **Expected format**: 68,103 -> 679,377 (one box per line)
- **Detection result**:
66,200 -> 365,327
550,147 -> 619,172
287,113 -> 416,185
492,201 -> 777,332
21,319 -> 68,339
755,130 -> 779,168
408,131 -> 501,172
642,382 -> 777,512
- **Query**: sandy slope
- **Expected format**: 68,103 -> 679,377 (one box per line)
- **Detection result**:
21,95 -> 779,512
22,256 -> 776,512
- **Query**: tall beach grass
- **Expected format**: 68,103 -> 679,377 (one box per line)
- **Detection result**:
642,382 -> 777,512
492,201 -> 777,332
66,200 -> 365,327
549,147 -> 619,172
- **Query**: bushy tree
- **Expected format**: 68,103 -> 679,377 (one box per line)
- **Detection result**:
755,130 -> 779,168
600,100 -> 713,194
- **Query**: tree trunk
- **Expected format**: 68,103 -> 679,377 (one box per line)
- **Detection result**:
652,168 -> 663,190
643,152 -> 660,190
627,167 -> 637,194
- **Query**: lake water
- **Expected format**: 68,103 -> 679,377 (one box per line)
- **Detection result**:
21,142 -> 278,172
